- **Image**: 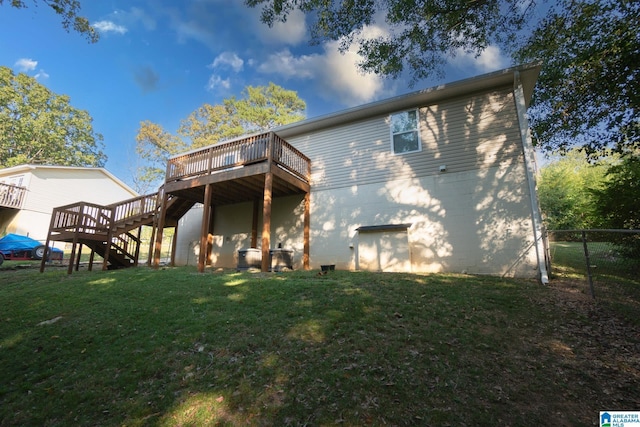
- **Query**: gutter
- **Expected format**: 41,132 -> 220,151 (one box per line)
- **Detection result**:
513,71 -> 549,284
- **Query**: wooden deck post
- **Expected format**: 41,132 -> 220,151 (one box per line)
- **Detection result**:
75,244 -> 83,271
102,207 -> 115,271
153,192 -> 169,268
303,191 -> 310,270
133,226 -> 142,267
88,248 -> 95,271
198,183 -> 213,273
170,226 -> 179,266
147,225 -> 155,266
261,172 -> 273,272
251,199 -> 259,248
40,211 -> 57,273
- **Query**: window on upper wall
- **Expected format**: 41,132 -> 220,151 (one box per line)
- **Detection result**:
390,110 -> 421,154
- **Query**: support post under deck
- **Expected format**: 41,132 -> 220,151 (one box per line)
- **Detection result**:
261,172 -> 273,272
153,192 -> 169,268
198,184 -> 213,273
303,191 -> 310,270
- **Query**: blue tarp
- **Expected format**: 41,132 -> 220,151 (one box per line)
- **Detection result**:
0,234 -> 63,253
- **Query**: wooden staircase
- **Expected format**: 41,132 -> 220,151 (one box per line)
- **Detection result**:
40,191 -> 194,274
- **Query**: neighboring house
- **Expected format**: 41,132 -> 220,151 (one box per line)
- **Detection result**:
0,165 -> 138,245
159,63 -> 548,282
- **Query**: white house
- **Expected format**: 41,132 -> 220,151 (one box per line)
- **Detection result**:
0,165 -> 138,244
156,64 -> 548,282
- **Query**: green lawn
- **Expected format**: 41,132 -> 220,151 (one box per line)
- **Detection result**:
1,266 -> 638,426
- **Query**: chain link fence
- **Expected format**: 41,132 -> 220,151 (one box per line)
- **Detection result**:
547,229 -> 640,300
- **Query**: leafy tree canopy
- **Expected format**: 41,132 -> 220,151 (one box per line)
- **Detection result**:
247,0 -> 533,83
0,0 -> 98,42
247,0 -> 639,155
537,149 -> 611,231
516,0 -> 639,155
0,66 -> 106,168
135,83 -> 306,192
592,154 -> 640,231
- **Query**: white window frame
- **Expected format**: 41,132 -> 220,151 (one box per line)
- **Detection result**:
389,109 -> 421,155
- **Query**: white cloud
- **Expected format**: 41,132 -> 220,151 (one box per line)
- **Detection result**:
253,9 -> 307,46
451,45 -> 509,73
206,74 -> 231,91
14,58 -> 37,72
210,52 -> 244,72
34,70 -> 50,80
257,49 -> 316,79
256,24 -> 389,106
93,20 -> 128,35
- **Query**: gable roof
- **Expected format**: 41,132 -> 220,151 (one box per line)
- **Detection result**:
0,164 -> 138,197
276,63 -> 541,139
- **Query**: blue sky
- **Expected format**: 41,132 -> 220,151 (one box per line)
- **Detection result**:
0,0 -> 514,190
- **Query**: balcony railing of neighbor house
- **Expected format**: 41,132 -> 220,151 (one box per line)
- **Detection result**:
0,182 -> 27,209
165,131 -> 311,183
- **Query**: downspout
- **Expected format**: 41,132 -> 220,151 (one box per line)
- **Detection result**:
513,71 -> 549,284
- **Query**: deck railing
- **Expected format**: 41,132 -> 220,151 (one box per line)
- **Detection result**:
0,182 -> 27,209
166,132 -> 311,183
108,193 -> 158,228
50,193 -> 159,236
50,201 -> 113,235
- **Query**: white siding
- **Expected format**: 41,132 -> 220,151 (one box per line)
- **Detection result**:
306,161 -> 537,276
24,169 -> 136,213
285,87 -> 537,276
287,89 -> 521,191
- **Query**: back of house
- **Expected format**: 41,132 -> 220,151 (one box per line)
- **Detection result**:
172,64 -> 547,280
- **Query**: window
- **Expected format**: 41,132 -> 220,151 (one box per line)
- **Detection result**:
390,110 -> 421,154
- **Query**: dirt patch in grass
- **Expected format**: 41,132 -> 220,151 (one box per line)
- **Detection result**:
537,279 -> 640,417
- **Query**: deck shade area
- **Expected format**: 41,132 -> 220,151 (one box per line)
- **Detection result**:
153,131 -> 311,272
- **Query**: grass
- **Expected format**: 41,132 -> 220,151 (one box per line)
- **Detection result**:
1,265 -> 639,426
550,241 -> 640,324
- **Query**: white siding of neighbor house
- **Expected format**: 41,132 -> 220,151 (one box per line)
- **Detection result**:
0,167 -> 137,243
173,86 -> 539,277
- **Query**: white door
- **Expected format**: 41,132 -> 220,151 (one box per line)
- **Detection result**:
357,230 -> 411,272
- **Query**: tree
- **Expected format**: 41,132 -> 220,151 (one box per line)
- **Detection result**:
537,149 -> 612,230
591,153 -> 640,257
592,154 -> 640,230
135,121 -> 188,192
0,66 -> 106,168
0,0 -> 98,42
515,0 -> 639,156
247,0 -> 639,156
247,0 -> 534,83
135,83 -> 305,190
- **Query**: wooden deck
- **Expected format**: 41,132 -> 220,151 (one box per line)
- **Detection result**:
163,131 -> 310,204
154,131 -> 311,272
41,193 -> 163,274
0,182 -> 27,210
